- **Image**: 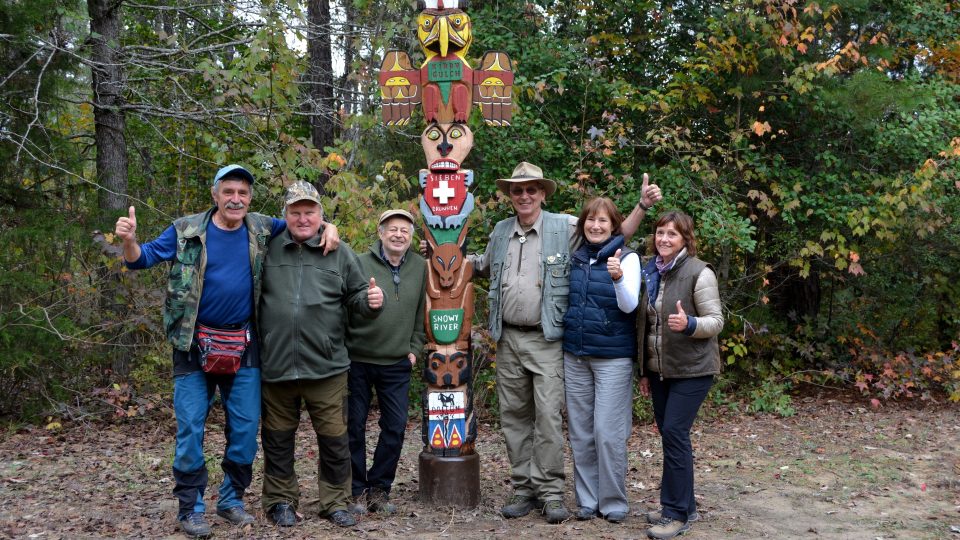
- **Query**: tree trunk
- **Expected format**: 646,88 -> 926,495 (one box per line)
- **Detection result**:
88,0 -> 128,223
308,0 -> 335,190
88,0 -> 130,377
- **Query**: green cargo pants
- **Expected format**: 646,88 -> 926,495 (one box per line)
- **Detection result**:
261,373 -> 351,516
496,327 -> 566,501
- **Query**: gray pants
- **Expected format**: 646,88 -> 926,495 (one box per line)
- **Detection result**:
563,352 -> 634,515
496,328 -> 566,501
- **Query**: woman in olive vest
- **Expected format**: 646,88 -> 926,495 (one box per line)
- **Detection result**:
562,197 -> 640,524
638,211 -> 723,540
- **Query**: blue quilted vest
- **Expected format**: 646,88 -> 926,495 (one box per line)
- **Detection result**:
562,235 -> 638,358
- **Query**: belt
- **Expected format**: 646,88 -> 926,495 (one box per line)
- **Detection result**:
198,321 -> 248,331
503,322 -> 543,332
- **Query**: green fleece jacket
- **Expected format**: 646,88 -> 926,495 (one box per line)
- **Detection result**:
346,241 -> 427,365
258,230 -> 380,382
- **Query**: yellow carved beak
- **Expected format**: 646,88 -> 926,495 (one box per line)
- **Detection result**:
439,16 -> 449,58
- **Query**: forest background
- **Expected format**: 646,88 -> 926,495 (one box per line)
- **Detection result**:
1,0 -> 959,423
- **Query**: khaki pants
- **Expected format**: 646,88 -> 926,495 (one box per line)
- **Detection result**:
496,327 -> 566,501
261,373 -> 351,516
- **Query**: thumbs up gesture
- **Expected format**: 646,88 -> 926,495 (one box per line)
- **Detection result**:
607,248 -> 623,281
115,206 -> 137,243
368,277 -> 384,310
667,300 -> 689,333
640,173 -> 663,210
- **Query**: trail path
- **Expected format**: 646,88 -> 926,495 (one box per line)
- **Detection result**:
2,395 -> 958,539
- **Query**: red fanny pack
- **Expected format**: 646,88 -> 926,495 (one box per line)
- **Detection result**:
196,323 -> 249,374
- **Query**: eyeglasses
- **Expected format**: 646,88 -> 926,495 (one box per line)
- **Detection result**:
509,186 -> 541,196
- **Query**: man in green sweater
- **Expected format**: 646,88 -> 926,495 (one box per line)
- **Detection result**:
258,181 -> 384,528
346,209 -> 427,515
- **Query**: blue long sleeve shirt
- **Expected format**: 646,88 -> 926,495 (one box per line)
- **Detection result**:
128,218 -> 285,327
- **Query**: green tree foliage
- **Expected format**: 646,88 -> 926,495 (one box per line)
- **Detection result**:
1,0 -> 958,420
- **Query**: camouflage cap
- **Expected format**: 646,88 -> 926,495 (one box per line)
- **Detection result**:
283,181 -> 322,206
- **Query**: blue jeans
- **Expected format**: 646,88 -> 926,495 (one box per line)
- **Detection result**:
172,366 -> 261,518
649,374 -> 713,522
347,360 -> 412,497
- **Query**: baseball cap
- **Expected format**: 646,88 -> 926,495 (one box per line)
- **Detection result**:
283,180 -> 323,206
378,209 -> 416,225
213,164 -> 255,185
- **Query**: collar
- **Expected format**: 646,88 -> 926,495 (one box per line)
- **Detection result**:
280,226 -> 324,248
655,247 -> 688,274
512,212 -> 543,238
376,240 -> 407,268
574,234 -> 624,262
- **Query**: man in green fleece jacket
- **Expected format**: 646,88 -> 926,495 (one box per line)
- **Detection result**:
345,209 -> 427,515
258,181 -> 384,529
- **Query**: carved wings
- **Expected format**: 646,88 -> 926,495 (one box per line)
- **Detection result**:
473,51 -> 514,126
379,49 -> 514,127
378,51 -> 421,126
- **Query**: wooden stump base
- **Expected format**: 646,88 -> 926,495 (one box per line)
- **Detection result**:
418,451 -> 480,508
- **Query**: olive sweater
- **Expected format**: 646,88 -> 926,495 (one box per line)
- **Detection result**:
346,241 -> 427,366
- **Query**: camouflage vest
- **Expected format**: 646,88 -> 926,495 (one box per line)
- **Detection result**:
163,208 -> 274,351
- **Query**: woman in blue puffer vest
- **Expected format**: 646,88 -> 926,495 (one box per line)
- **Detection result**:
562,197 -> 641,524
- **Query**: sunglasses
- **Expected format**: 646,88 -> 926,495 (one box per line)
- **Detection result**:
509,186 -> 541,196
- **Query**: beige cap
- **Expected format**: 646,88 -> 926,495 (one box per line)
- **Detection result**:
495,161 -> 557,197
378,209 -> 416,225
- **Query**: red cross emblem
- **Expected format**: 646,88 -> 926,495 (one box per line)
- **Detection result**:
422,172 -> 467,217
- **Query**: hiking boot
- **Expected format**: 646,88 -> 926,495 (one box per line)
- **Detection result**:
326,509 -> 357,527
645,510 -> 699,524
179,513 -> 212,538
268,502 -> 297,527
501,494 -> 537,518
542,500 -> 571,524
217,505 -> 255,526
575,506 -> 598,520
368,489 -> 397,514
347,495 -> 368,515
605,511 -> 627,523
647,516 -> 691,539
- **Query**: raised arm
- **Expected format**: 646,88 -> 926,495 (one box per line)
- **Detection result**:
621,173 -> 663,240
115,206 -> 142,263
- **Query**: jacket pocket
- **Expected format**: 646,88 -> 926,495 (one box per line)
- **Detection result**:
301,267 -> 344,307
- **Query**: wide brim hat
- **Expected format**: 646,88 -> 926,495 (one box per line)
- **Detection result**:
495,161 -> 557,198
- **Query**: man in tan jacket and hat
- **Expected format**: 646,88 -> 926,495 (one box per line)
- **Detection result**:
470,162 -> 662,523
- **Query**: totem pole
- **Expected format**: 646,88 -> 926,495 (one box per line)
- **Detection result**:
378,0 -> 514,507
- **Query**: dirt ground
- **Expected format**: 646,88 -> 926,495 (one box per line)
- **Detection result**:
1,390 -> 959,539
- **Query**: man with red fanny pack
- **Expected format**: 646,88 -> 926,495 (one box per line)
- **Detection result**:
115,165 -> 339,537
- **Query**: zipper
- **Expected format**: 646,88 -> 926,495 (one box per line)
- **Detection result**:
293,244 -> 303,379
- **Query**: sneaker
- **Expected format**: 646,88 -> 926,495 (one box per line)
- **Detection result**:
645,510 -> 699,524
368,489 -> 397,514
501,494 -> 537,518
605,511 -> 627,523
179,513 -> 212,538
542,500 -> 571,524
217,505 -> 255,526
575,506 -> 598,520
647,516 -> 691,539
268,502 -> 297,527
326,509 -> 357,527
